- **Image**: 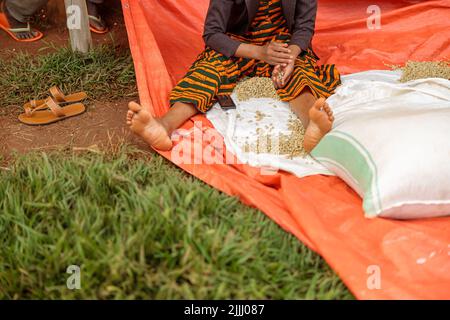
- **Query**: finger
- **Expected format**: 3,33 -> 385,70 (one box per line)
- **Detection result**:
272,76 -> 278,88
272,52 -> 294,60
275,79 -> 281,89
271,67 -> 278,86
274,76 -> 282,89
273,75 -> 281,89
272,65 -> 280,75
271,57 -> 293,65
268,47 -> 291,56
278,73 -> 285,88
271,42 -> 289,48
272,46 -> 291,54
275,67 -> 284,88
271,44 -> 291,54
272,66 -> 280,87
282,72 -> 292,87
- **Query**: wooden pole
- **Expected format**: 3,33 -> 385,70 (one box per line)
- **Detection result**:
64,0 -> 92,53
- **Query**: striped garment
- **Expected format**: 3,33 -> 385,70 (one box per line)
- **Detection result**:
170,0 -> 341,113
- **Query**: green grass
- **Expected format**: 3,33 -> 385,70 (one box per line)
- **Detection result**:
0,43 -> 137,112
0,147 -> 352,299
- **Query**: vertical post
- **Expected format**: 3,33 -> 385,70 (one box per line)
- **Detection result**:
64,0 -> 92,53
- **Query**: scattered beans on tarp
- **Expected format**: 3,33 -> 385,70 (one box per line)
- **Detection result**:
243,117 -> 306,158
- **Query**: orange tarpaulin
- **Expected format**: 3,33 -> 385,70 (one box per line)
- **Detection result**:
121,0 -> 450,299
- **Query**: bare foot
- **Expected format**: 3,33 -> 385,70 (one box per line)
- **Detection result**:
127,102 -> 173,151
303,98 -> 334,153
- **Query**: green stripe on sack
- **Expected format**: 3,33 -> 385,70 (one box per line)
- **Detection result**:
311,131 -> 382,216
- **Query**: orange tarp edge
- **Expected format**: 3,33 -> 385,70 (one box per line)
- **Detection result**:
121,0 -> 450,299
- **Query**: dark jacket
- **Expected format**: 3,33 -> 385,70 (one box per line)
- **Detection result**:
203,0 -> 317,57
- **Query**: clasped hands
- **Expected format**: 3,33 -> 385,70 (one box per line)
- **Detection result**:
258,42 -> 298,89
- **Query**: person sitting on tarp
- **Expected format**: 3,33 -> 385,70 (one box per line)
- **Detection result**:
0,0 -> 108,42
127,0 -> 341,153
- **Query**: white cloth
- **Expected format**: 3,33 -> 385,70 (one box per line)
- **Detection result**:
206,95 -> 332,177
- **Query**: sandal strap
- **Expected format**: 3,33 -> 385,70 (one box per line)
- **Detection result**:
45,97 -> 66,117
88,15 -> 103,23
8,23 -> 31,33
24,100 -> 47,116
49,86 -> 66,103
24,97 -> 65,118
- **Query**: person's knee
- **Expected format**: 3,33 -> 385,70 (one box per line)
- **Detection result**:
197,62 -> 222,84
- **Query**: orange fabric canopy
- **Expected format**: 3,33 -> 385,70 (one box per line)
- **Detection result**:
122,0 -> 450,299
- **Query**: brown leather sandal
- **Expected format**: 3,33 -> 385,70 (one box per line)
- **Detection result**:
23,86 -> 88,112
19,97 -> 86,125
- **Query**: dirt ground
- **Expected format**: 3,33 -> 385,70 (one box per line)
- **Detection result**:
0,99 -> 148,157
0,1 -> 149,159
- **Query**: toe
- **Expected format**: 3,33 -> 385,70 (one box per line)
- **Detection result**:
126,110 -> 136,126
128,101 -> 142,113
314,98 -> 326,110
323,104 -> 333,116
